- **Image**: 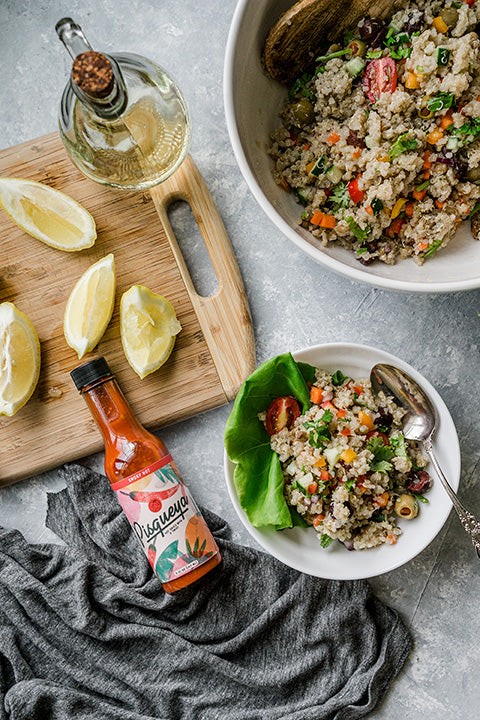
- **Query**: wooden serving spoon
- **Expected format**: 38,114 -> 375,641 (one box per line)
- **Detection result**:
263,0 -> 401,85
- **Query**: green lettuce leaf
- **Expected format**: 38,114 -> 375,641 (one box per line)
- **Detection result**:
224,353 -> 315,529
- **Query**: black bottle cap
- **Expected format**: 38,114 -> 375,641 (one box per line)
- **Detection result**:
70,357 -> 113,391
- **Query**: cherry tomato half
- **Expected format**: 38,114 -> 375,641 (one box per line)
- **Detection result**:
265,396 -> 301,436
363,58 -> 397,103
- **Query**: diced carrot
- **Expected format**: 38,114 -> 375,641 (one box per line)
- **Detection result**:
340,448 -> 357,464
405,71 -> 420,90
427,127 -> 444,145
321,400 -> 337,411
328,132 -> 340,144
313,456 -> 326,468
278,177 -> 290,191
313,514 -> 325,527
390,197 -> 408,219
310,386 -> 324,404
386,534 -> 398,545
432,16 -> 448,33
307,482 -> 318,495
319,213 -> 337,229
305,161 -> 316,174
422,169 -> 431,180
412,189 -> 426,201
353,148 -> 361,159
319,469 -> 330,483
440,112 -> 454,130
341,428 -> 351,436
311,210 -> 324,226
365,205 -> 374,215
375,492 -> 389,507
417,241 -> 429,252
303,143 -> 310,151
353,385 -> 363,395
358,410 -> 375,430
337,408 -> 346,418
423,150 -> 432,170
435,199 -> 445,210
405,201 -> 414,217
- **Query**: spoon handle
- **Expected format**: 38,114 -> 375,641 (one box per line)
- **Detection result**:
424,439 -> 480,555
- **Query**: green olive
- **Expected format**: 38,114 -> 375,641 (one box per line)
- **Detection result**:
466,166 -> 480,182
418,98 -> 434,120
394,494 -> 418,519
440,7 -> 459,29
290,98 -> 315,126
347,39 -> 367,58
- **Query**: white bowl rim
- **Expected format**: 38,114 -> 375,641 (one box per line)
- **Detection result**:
223,0 -> 480,294
223,342 -> 461,579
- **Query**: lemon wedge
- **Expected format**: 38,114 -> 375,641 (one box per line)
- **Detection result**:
120,285 -> 182,378
0,177 -> 96,251
0,302 -> 41,416
64,254 -> 116,358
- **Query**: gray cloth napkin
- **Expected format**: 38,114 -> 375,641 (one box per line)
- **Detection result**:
0,463 -> 411,720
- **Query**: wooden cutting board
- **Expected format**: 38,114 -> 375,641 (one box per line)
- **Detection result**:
0,133 -> 255,487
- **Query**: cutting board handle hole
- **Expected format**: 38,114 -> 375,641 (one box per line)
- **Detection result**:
167,200 -> 219,298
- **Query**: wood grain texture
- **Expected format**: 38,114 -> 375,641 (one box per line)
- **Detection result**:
0,133 -> 255,487
263,0 -> 403,84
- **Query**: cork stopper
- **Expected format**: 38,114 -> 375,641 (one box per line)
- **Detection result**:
71,51 -> 114,98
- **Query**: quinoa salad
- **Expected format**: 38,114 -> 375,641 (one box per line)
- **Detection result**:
262,368 -> 432,551
268,0 -> 480,265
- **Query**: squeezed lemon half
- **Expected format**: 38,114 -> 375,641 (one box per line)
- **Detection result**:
120,285 -> 182,379
64,253 -> 116,358
0,302 -> 41,416
0,177 -> 96,251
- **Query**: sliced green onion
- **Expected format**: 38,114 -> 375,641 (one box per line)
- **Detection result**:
416,180 -> 431,192
316,48 -> 350,62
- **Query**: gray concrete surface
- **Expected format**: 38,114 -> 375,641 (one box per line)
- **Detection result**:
0,1 -> 479,717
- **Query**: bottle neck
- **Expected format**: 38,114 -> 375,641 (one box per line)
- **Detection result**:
56,17 -> 128,119
81,377 -> 145,447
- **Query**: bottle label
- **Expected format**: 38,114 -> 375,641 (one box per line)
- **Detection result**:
111,455 -> 218,584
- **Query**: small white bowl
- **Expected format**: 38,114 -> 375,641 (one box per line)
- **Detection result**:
224,0 -> 480,293
224,343 -> 460,579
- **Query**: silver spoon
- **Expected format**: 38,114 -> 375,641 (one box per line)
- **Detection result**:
370,363 -> 480,557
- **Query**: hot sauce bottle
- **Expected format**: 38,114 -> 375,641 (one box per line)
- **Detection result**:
70,357 -> 221,593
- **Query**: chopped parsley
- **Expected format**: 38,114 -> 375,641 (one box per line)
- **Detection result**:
427,93 -> 455,112
371,512 -> 386,522
330,182 -> 350,212
320,533 -> 335,548
450,118 -> 480,146
390,433 -> 407,458
366,49 -> 383,59
344,477 -> 356,491
390,133 -> 418,159
367,435 -> 393,473
471,201 -> 480,217
288,73 -> 313,102
346,216 -> 370,241
303,409 -> 333,449
332,369 -> 348,386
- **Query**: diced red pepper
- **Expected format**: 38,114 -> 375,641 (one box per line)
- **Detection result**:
321,400 -> 337,411
341,428 -> 351,436
348,175 -> 364,204
319,470 -> 330,483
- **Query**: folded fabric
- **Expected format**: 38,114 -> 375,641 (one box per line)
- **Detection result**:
0,463 -> 411,719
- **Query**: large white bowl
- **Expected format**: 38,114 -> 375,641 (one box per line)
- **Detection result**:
224,343 -> 460,579
224,0 -> 480,293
